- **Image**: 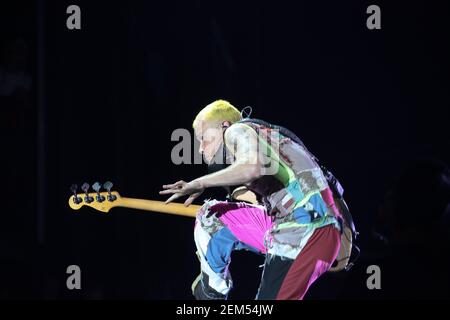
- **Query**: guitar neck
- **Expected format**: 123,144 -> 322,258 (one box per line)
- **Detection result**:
117,198 -> 200,218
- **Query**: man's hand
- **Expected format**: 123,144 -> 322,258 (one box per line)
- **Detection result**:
159,180 -> 204,206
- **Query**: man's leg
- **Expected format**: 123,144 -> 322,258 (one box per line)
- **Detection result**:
256,224 -> 340,300
193,200 -> 273,300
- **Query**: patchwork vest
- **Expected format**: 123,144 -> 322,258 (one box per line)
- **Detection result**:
230,121 -> 333,222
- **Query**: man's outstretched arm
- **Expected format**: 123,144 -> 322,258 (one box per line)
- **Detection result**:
194,123 -> 263,187
160,123 -> 265,205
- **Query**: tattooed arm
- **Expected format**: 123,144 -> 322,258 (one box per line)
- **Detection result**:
193,123 -> 264,188
160,123 -> 265,205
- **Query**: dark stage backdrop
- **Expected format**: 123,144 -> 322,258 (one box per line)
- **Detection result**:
1,0 -> 449,299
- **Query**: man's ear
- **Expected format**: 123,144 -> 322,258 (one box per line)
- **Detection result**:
221,121 -> 231,129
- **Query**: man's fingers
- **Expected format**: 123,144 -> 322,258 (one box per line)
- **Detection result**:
184,196 -> 195,207
162,180 -> 185,189
162,183 -> 179,189
159,189 -> 178,195
183,197 -> 193,207
161,179 -> 200,205
165,193 -> 182,204
184,191 -> 201,207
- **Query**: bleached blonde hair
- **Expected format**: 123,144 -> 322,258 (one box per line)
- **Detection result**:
192,100 -> 242,129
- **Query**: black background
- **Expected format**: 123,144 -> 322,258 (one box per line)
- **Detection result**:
1,0 -> 449,299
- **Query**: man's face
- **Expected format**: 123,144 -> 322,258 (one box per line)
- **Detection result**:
194,119 -> 224,164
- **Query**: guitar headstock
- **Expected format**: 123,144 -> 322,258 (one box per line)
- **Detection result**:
68,181 -> 121,213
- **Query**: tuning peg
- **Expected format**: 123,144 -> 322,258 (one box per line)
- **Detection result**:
81,182 -> 89,193
92,181 -> 105,202
70,184 -> 82,204
103,181 -> 113,191
81,182 -> 94,203
103,181 -> 117,202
